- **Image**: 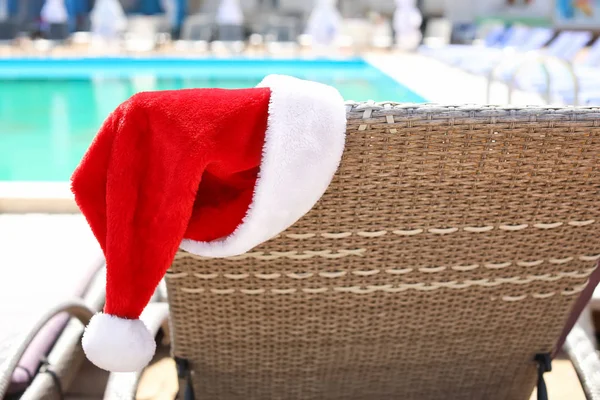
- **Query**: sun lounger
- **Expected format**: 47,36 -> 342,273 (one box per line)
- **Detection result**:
260,15 -> 300,54
96,103 -> 600,400
47,22 -> 69,40
123,15 -> 169,52
261,15 -> 299,43
421,17 -> 452,48
0,214 -> 105,399
418,25 -> 512,64
459,26 -> 554,73
485,30 -> 592,103
509,36 -> 600,105
0,20 -> 17,41
216,23 -> 244,41
211,23 -> 245,54
0,212 -> 170,399
176,13 -> 214,52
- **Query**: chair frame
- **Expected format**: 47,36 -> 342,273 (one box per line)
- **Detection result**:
0,267 -> 105,399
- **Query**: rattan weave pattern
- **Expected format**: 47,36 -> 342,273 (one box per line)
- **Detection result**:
166,104 -> 600,400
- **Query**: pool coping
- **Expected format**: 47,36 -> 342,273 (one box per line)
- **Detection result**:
0,182 -> 77,213
0,53 -> 546,214
0,56 -> 371,79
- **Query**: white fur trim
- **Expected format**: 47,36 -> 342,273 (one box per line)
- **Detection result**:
82,313 -> 156,372
180,74 -> 346,257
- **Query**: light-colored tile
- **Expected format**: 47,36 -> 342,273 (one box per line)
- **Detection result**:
136,355 -> 178,400
366,52 -> 547,106
530,356 -> 586,400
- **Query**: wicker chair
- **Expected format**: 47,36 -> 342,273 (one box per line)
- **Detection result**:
148,104 -> 600,399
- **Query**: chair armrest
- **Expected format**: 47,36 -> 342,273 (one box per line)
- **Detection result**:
564,319 -> 600,400
486,52 -> 552,104
102,303 -> 170,400
0,301 -> 95,398
548,57 -> 580,105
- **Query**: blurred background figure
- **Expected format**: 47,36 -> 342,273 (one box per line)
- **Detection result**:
65,0 -> 94,33
393,0 -> 422,51
41,0 -> 70,39
305,0 -> 341,47
160,0 -> 177,37
123,0 -> 185,40
214,0 -> 244,45
216,0 -> 244,25
90,0 -> 127,42
370,11 -> 393,49
41,0 -> 68,25
0,0 -> 8,21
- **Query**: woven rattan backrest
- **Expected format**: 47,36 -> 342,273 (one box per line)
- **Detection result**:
166,104 -> 600,400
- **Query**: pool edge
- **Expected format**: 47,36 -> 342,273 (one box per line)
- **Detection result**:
0,182 -> 78,213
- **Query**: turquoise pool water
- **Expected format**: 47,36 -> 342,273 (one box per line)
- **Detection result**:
0,58 -> 425,182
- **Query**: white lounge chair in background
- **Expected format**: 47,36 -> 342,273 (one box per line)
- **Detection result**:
89,0 -> 127,53
0,20 -> 17,43
34,0 -> 70,52
393,0 -> 422,51
421,17 -> 452,48
41,0 -> 69,40
260,14 -> 300,54
458,26 -> 554,73
177,13 -> 213,51
0,0 -> 18,45
304,0 -> 342,52
508,35 -> 600,105
427,25 -> 539,67
124,14 -> 170,53
419,24 -> 509,65
486,30 -> 592,103
337,18 -> 374,53
212,0 -> 245,53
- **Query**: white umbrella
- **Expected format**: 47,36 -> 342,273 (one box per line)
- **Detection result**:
216,0 -> 244,25
41,0 -> 68,24
0,0 -> 8,22
305,0 -> 341,46
393,0 -> 422,50
90,0 -> 127,40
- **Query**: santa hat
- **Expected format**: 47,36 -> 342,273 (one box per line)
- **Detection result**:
72,75 -> 346,373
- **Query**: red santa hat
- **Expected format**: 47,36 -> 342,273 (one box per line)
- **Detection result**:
72,74 -> 346,373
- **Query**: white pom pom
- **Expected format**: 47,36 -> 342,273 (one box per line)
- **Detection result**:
82,313 -> 156,372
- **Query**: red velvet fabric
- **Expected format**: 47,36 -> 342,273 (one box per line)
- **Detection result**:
72,87 -> 271,319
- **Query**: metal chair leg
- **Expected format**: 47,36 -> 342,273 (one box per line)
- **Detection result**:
176,358 -> 194,400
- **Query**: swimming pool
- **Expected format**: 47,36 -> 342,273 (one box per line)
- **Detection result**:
0,58 -> 426,182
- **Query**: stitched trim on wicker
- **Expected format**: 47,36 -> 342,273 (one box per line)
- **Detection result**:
344,100 -> 600,112
166,261 -> 598,281
178,281 -> 588,298
174,249 -> 366,261
279,220 -> 596,239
